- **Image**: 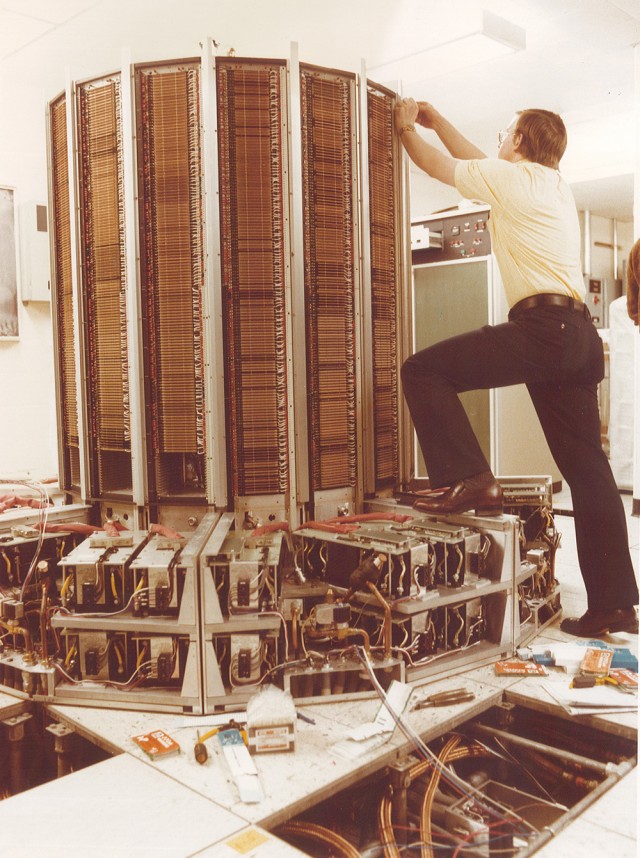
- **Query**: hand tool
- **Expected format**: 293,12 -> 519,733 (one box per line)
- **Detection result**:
411,688 -> 476,711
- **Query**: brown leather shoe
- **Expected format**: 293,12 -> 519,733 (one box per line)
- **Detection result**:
413,478 -> 503,517
560,607 -> 639,637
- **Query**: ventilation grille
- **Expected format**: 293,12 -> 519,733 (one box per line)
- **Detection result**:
50,94 -> 81,489
217,59 -> 289,498
137,64 -> 206,500
301,67 -> 357,493
368,85 -> 399,487
77,77 -> 131,496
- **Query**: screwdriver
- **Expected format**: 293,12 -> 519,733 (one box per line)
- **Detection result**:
412,688 -> 476,711
194,731 -> 208,764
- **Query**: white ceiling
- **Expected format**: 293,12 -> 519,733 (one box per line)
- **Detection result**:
0,0 -> 637,221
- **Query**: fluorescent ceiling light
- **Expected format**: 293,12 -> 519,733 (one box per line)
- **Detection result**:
369,11 -> 526,83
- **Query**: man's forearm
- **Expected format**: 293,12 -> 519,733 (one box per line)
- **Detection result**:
431,115 -> 486,160
399,128 -> 458,186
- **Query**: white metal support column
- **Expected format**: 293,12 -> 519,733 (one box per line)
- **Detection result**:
287,42 -> 310,518
120,50 -> 147,519
200,38 -> 228,510
276,57 -> 300,528
399,112 -> 414,487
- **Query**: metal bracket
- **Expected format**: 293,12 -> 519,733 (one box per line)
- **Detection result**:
1,712 -> 32,742
495,699 -> 517,727
46,721 -> 76,777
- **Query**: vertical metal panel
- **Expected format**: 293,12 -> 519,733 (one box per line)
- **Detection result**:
364,78 -> 403,493
48,82 -> 89,500
136,61 -> 207,504
120,52 -> 147,512
76,73 -> 132,498
216,57 -> 291,508
48,92 -> 79,493
300,63 -> 359,503
399,149 -> 414,487
287,43 -> 310,514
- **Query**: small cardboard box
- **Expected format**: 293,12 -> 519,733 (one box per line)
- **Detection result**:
247,723 -> 295,754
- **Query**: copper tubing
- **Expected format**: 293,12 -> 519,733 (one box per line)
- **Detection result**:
297,521 -> 359,534
149,523 -> 184,540
343,627 -> 371,654
40,585 -> 49,664
103,520 -> 121,538
291,603 -> 300,656
0,620 -> 33,656
277,820 -> 360,858
521,747 -> 600,792
420,736 -> 461,858
378,742 -> 489,857
378,787 -> 402,858
367,581 -> 392,659
324,513 -> 413,524
471,723 -> 616,778
1,551 -> 11,580
305,624 -> 371,654
38,522 -> 100,535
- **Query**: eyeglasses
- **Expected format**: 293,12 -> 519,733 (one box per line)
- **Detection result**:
497,128 -> 512,146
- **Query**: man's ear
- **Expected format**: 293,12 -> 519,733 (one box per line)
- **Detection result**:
512,131 -> 523,152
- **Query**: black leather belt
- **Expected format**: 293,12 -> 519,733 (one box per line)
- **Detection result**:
508,292 -> 590,321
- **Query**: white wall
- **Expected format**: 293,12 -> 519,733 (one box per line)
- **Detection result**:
0,81 -> 58,479
409,169 -> 461,219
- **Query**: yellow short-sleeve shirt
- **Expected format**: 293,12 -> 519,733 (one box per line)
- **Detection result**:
455,159 -> 585,309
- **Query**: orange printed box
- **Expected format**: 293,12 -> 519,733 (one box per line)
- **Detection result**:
579,648 -> 613,675
495,659 -> 547,676
132,729 -> 181,759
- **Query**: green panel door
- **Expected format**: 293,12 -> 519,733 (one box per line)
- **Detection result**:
412,260 -> 491,479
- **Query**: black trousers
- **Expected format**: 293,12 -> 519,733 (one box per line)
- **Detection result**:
401,302 -> 639,611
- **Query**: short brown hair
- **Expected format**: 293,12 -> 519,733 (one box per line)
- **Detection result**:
514,109 -> 567,169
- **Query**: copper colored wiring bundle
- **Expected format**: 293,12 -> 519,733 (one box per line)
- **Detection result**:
217,59 -> 290,498
137,63 -> 206,499
50,94 -> 81,488
377,737 -> 490,858
49,58 -> 402,504
301,67 -> 357,493
276,820 -> 360,858
77,76 -> 132,496
378,784 -> 401,858
367,84 -> 400,489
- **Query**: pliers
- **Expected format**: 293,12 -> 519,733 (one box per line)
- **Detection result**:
411,688 -> 476,711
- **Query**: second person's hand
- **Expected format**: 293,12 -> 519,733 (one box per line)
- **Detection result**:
416,101 -> 441,129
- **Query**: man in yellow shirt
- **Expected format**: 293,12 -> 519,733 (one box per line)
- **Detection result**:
395,98 -> 638,637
